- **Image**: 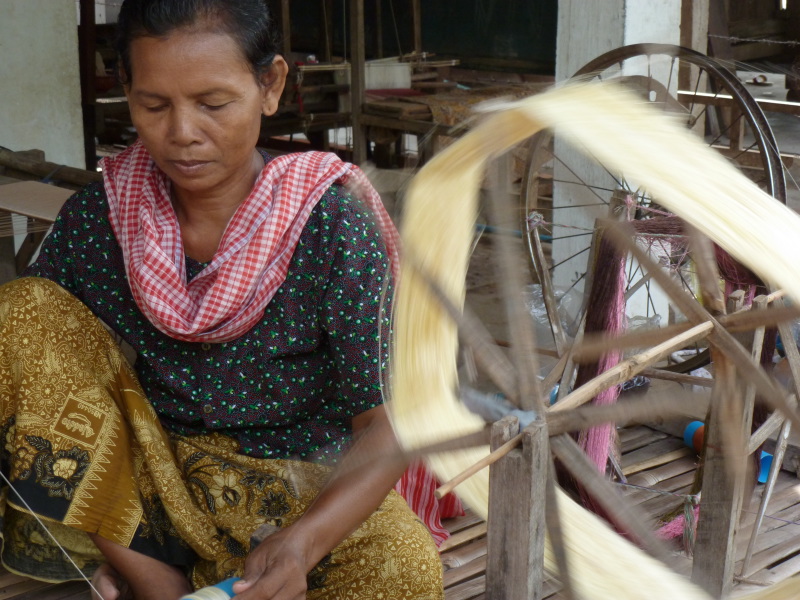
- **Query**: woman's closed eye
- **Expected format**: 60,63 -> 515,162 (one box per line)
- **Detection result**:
203,102 -> 232,111
142,103 -> 169,113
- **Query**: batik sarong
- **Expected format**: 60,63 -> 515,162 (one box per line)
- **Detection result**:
0,277 -> 443,598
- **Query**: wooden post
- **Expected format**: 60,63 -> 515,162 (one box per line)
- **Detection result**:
679,0 -> 710,134
349,0 -> 367,165
487,416 -> 547,600
0,231 -> 15,286
78,0 -> 97,171
691,293 -> 747,597
691,353 -> 744,597
321,0 -> 334,62
680,0 -> 710,53
411,0 -> 422,55
375,0 -> 384,59
707,0 -> 731,59
279,0 -> 292,58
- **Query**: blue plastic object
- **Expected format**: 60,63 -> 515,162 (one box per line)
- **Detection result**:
683,421 -> 704,449
549,383 -> 559,405
180,578 -> 240,600
758,451 -> 774,484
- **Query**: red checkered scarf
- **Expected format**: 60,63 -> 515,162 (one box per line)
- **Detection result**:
102,141 -> 400,343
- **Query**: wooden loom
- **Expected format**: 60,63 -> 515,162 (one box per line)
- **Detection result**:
386,81 -> 800,599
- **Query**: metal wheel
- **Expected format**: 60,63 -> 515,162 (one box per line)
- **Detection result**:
521,43 -> 787,373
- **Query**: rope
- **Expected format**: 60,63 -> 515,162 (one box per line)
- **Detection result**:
321,0 -> 332,61
708,34 -> 800,47
618,480 -> 800,537
41,165 -> 65,185
388,0 -> 404,56
0,469 -> 106,599
525,212 -> 691,243
0,215 -> 54,238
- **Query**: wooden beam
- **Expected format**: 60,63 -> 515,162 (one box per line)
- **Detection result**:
360,113 -> 450,136
349,0 -> 367,165
679,90 -> 800,117
0,149 -> 102,189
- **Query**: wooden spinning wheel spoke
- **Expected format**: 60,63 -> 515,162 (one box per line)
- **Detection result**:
543,456 -> 576,600
549,433 -> 676,566
407,256 -> 519,401
485,157 -> 546,414
572,303 -> 800,365
549,321 -> 713,413
603,222 -> 800,432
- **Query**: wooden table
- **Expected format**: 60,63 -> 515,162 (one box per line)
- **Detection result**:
0,180 -> 73,283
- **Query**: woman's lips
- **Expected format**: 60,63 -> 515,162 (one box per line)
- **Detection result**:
171,160 -> 210,176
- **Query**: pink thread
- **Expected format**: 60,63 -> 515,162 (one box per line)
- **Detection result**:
656,504 -> 700,540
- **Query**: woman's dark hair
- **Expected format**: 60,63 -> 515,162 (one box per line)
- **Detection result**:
115,0 -> 279,83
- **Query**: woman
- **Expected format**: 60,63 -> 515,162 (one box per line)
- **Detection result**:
0,0 -> 444,598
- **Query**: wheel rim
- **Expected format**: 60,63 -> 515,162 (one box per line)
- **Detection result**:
521,43 -> 787,373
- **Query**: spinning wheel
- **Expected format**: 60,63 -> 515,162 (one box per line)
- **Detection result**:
388,77 -> 800,599
520,44 -> 787,374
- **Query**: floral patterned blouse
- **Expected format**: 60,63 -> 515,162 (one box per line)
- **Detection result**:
25,178 -> 393,464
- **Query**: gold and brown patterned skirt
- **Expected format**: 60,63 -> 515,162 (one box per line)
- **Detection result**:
0,277 -> 443,598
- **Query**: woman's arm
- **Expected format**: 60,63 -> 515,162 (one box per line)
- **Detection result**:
232,403 -> 408,600
233,188 -> 404,599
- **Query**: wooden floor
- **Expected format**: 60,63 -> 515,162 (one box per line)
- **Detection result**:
3,424 -> 800,599
439,425 -> 800,600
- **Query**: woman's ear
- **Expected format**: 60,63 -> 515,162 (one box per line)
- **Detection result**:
260,56 -> 289,117
119,67 -> 131,98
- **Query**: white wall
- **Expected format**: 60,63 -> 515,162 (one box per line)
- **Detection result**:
1,0 -> 85,168
550,0 -> 682,322
556,0 -> 625,81
556,0 -> 681,81
82,0 -> 122,25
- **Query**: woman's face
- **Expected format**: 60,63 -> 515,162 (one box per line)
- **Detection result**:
125,27 -> 286,200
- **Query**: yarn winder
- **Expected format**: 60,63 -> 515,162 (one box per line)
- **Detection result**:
388,51 -> 800,600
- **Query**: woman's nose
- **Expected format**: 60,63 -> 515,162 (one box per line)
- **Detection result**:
169,107 -> 203,145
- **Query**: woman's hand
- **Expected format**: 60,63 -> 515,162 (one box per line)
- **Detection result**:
91,563 -> 132,600
232,526 -> 313,600
232,404 -> 408,599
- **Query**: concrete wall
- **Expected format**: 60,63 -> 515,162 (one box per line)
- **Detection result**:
1,0 -> 85,168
